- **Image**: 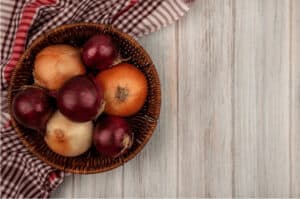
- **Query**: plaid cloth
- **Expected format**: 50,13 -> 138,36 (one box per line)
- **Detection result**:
0,0 -> 192,198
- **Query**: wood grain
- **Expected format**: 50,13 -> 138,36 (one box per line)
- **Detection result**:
291,0 -> 300,197
72,168 -> 123,198
51,168 -> 123,198
233,0 -> 290,197
177,0 -> 233,197
51,0 -> 300,197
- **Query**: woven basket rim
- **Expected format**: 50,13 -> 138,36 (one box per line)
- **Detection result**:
8,23 -> 161,174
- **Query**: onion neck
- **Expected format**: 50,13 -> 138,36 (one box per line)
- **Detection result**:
122,134 -> 132,149
114,134 -> 133,158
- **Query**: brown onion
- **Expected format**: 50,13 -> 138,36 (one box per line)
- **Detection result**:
95,63 -> 147,116
33,44 -> 86,90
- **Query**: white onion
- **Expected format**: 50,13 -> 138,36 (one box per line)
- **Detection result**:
45,111 -> 93,157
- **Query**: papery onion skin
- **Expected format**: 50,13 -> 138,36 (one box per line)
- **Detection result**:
45,111 -> 93,157
82,34 -> 118,71
93,116 -> 133,158
57,75 -> 104,122
12,87 -> 54,131
33,44 -> 86,90
95,63 -> 148,116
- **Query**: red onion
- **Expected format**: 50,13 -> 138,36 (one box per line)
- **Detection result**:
12,87 -> 54,131
93,116 -> 133,158
57,75 -> 104,122
82,34 -> 118,71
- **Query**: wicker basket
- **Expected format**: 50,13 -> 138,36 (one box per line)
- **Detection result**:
8,23 -> 161,174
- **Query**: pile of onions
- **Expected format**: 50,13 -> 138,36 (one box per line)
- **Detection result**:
12,34 -> 147,158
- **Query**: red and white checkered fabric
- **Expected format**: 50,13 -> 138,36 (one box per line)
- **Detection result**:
0,0 -> 192,198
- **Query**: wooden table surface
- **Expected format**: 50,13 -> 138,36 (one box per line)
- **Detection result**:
52,0 -> 300,198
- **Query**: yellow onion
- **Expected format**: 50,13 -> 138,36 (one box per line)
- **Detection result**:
33,44 -> 86,90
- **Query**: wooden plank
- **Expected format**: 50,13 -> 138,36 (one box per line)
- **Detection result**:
72,168 -> 123,198
291,0 -> 300,197
233,0 -> 290,197
51,168 -> 123,198
177,0 -> 234,197
123,25 -> 178,198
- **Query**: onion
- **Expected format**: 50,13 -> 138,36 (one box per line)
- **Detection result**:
95,63 -> 148,116
33,44 -> 86,90
93,116 -> 133,158
12,86 -> 54,131
45,111 -> 93,157
57,75 -> 104,122
82,34 -> 118,71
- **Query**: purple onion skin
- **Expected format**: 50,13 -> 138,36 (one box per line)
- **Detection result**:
93,116 -> 133,158
57,75 -> 103,122
82,34 -> 118,71
12,87 -> 54,131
